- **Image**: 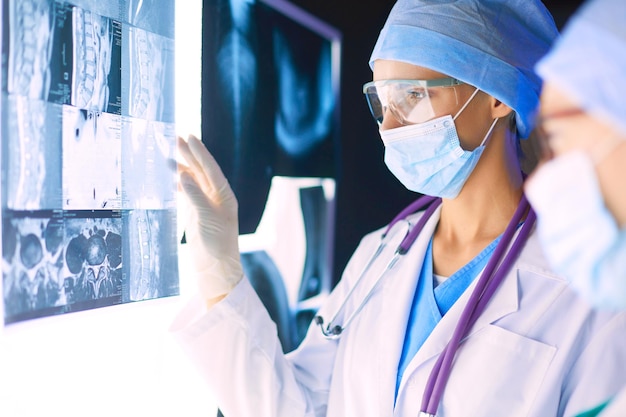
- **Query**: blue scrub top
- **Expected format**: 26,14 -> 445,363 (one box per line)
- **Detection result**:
395,235 -> 501,398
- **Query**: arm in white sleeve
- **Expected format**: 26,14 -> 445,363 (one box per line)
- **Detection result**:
170,276 -> 339,417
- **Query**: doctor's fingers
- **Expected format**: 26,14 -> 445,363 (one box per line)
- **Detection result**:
185,134 -> 235,203
178,160 -> 238,224
178,136 -> 213,194
179,170 -> 223,217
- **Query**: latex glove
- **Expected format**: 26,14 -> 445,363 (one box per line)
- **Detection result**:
177,134 -> 243,301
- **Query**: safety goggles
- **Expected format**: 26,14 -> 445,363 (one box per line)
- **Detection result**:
363,78 -> 464,126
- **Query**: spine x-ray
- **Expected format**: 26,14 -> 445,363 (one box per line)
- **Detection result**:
1,0 -> 178,324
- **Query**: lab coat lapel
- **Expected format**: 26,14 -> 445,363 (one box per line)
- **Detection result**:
398,234 -> 521,392
376,206 -> 443,414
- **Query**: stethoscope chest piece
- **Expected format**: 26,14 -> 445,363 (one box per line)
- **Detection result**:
314,217 -> 412,340
314,196 -> 445,340
313,194 -> 535,417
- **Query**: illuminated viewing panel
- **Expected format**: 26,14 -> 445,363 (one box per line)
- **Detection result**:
1,0 -> 179,324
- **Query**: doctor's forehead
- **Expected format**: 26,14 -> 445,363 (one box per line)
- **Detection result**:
372,60 -> 448,81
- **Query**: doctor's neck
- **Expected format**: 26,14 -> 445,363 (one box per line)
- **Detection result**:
438,121 -> 524,243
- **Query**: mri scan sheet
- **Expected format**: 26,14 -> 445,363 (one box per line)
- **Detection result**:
1,0 -> 179,324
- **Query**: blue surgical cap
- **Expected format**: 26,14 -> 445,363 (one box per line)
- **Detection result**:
369,0 -> 559,138
536,0 -> 626,136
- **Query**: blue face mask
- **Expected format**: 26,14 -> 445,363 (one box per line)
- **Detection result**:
379,88 -> 498,199
526,150 -> 626,310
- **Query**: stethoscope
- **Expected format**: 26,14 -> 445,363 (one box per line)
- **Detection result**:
314,193 -> 536,417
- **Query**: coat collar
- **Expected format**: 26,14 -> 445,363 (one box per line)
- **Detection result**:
374,207 -> 521,412
375,205 -> 440,413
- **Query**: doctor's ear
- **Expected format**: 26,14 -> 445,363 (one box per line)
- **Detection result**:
490,98 -> 514,119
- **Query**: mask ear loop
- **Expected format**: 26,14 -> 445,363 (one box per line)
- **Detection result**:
451,87 -> 499,149
479,117 -> 500,147
452,87 -> 480,121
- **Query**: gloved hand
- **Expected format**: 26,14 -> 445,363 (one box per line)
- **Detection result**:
177,134 -> 243,302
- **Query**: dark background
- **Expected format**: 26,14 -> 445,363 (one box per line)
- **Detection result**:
291,0 -> 585,285
203,0 -> 586,286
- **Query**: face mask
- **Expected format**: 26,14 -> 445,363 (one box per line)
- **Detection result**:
379,88 -> 498,199
525,150 -> 626,310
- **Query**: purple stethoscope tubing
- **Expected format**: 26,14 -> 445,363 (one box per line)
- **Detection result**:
315,191 -> 535,414
420,194 -> 535,416
314,195 -> 442,339
386,195 -> 443,255
385,195 -> 440,237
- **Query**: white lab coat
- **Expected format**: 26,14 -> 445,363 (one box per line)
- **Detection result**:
171,207 -> 626,417
601,387 -> 626,416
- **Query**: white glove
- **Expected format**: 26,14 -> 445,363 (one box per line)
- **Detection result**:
177,134 -> 243,301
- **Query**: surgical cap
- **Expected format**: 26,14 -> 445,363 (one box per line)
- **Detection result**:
536,0 -> 626,136
369,0 -> 558,138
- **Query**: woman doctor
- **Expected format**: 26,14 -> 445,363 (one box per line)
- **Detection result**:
172,0 -> 626,416
524,0 -> 626,415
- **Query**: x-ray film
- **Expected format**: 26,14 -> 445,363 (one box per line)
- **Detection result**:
121,117 -> 177,210
202,0 -> 341,234
2,96 -> 63,210
2,210 -> 124,323
2,0 -> 178,324
124,209 -> 178,302
122,25 -> 175,122
5,0 -> 122,113
68,0 -> 175,38
68,6 -> 122,113
5,0 -> 55,101
61,106 -> 122,210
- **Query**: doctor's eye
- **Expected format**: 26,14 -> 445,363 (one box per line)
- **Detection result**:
403,88 -> 427,104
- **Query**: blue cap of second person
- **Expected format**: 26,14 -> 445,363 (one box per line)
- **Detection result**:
369,0 -> 558,138
536,0 -> 626,136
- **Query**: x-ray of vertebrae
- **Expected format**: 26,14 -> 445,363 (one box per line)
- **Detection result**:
67,0 -> 175,39
2,96 -> 63,210
125,210 -> 178,302
2,0 -> 179,324
5,0 -> 54,100
2,212 -> 123,323
71,6 -> 121,112
6,0 -> 122,113
122,26 -> 175,123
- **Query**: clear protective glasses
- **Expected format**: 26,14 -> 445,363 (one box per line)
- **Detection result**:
363,78 -> 464,126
